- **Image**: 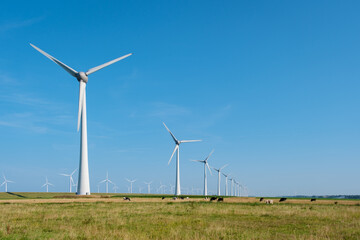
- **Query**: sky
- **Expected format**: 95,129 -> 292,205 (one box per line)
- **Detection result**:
0,0 -> 359,196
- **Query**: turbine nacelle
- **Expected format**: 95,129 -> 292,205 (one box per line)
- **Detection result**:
76,72 -> 88,83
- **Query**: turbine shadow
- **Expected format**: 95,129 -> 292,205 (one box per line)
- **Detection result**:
6,192 -> 27,198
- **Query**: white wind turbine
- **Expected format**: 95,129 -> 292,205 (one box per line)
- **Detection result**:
60,168 -> 77,193
126,179 -> 136,193
163,122 -> 201,196
230,178 -> 235,196
99,172 -> 114,194
113,185 -> 119,193
144,181 -> 152,194
30,44 -> 132,195
192,150 -> 214,196
213,164 -> 228,196
1,175 -> 14,192
41,177 -> 54,193
222,172 -> 230,196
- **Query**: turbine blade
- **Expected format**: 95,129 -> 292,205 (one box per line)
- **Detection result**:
180,140 -> 202,143
205,149 -> 215,161
77,81 -> 86,131
41,184 -> 46,188
163,122 -> 178,143
206,163 -> 212,175
220,164 -> 229,170
125,178 -> 131,182
191,160 -> 204,163
0,182 -> 5,187
30,44 -> 78,77
71,168 -> 78,176
48,183 -> 54,186
7,180 -> 14,183
99,179 -> 106,184
168,145 -> 178,165
108,180 -> 114,185
86,53 -> 132,75
59,174 -> 70,177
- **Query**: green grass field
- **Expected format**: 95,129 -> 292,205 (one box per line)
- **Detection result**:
0,193 -> 359,239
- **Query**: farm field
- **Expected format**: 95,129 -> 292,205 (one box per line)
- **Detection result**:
0,193 -> 359,239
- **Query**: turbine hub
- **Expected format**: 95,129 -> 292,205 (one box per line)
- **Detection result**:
77,72 -> 88,83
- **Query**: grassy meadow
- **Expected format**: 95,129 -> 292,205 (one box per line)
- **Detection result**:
0,193 -> 359,239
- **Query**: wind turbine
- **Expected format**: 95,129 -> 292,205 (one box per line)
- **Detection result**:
41,177 -> 54,193
222,172 -> 230,196
30,44 -> 132,195
230,178 -> 235,196
163,122 -> 201,196
99,172 -> 114,194
144,181 -> 152,194
192,150 -> 214,196
60,168 -> 77,193
213,164 -> 228,196
113,185 -> 119,193
1,175 -> 14,192
126,179 -> 136,193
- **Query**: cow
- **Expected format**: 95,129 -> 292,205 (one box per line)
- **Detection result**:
265,199 -> 273,204
172,197 -> 177,200
259,197 -> 264,202
180,197 -> 184,200
123,197 -> 131,201
279,198 -> 287,202
161,197 -> 165,200
310,198 -> 316,202
334,201 -> 338,205
210,197 -> 217,201
217,197 -> 224,202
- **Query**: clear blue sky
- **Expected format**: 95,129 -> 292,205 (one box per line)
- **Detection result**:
0,0 -> 359,196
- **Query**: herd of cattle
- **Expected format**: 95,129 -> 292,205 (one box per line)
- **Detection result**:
121,196 -> 321,203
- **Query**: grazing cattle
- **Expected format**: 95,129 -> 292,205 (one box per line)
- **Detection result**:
310,198 -> 316,202
161,197 -> 165,200
123,197 -> 131,201
217,197 -> 224,202
180,197 -> 184,200
210,197 -> 217,201
265,200 -> 273,204
259,198 -> 264,202
334,201 -> 338,205
279,198 -> 287,202
172,197 -> 177,200
186,197 -> 189,199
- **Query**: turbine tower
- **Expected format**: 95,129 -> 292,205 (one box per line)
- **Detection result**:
213,164 -> 228,196
99,172 -> 114,194
192,150 -> 214,196
1,175 -> 14,192
126,179 -> 136,193
222,172 -> 230,196
144,181 -> 152,194
163,122 -> 201,196
30,44 -> 132,195
230,178 -> 235,196
60,168 -> 77,193
41,177 -> 54,193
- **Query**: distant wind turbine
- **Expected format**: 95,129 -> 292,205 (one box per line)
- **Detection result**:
126,179 -> 136,193
192,150 -> 214,196
30,44 -> 132,195
60,168 -> 77,193
99,172 -> 114,193
113,185 -> 119,193
222,172 -> 230,196
230,178 -> 235,196
144,181 -> 152,194
163,122 -> 201,196
213,164 -> 228,196
41,177 -> 54,193
1,175 -> 14,192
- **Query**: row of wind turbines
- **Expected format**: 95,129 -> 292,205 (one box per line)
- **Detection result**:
163,122 -> 245,197
28,44 -> 246,197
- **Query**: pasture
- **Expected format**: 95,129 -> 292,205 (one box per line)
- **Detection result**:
0,193 -> 359,239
